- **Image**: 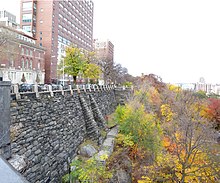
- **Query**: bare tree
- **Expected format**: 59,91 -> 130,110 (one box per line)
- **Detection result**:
94,57 -> 114,83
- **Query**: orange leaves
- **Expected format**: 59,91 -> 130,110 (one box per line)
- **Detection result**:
148,87 -> 161,106
206,98 -> 220,121
162,136 -> 178,154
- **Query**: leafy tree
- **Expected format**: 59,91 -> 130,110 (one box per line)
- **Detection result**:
61,47 -> 87,84
160,91 -> 219,182
205,98 -> 220,129
108,80 -> 220,182
194,90 -> 207,99
59,47 -> 101,84
21,73 -> 26,83
84,63 -> 101,83
114,101 -> 162,157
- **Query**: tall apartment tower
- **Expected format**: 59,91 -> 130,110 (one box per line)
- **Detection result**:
20,0 -> 94,83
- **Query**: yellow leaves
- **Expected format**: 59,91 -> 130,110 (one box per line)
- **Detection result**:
84,63 -> 101,79
168,84 -> 181,93
190,102 -> 210,119
100,154 -> 108,161
137,177 -> 152,183
116,134 -> 134,147
160,104 -> 174,122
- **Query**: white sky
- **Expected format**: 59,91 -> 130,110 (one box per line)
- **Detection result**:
2,0 -> 220,83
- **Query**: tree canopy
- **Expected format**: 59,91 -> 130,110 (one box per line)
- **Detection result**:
59,47 -> 101,84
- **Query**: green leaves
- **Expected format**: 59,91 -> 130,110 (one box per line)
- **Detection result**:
63,157 -> 112,183
84,63 -> 101,80
59,47 -> 101,83
114,103 -> 162,155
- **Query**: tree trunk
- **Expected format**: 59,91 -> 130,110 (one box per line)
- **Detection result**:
73,75 -> 77,84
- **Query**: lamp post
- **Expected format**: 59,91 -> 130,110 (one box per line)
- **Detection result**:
51,55 -> 56,83
62,58 -> 64,86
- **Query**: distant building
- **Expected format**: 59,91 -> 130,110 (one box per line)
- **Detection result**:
0,10 -> 18,28
93,39 -> 114,84
175,83 -> 195,90
94,39 -> 114,62
0,25 -> 45,84
20,0 -> 94,83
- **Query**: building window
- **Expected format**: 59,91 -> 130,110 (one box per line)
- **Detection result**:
22,2 -> 32,11
38,60 -> 40,70
26,49 -> 29,55
30,60 -> 32,69
22,14 -> 32,23
21,58 -> 25,69
9,56 -> 14,67
21,48 -> 24,55
39,43 -> 42,47
26,59 -> 29,69
40,31 -> 42,35
22,25 -> 31,32
40,37 -> 42,40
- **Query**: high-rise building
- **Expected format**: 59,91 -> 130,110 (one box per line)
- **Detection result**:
0,10 -> 18,28
94,39 -> 114,62
20,0 -> 94,83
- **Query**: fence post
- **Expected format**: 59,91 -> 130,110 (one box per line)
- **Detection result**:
0,81 -> 11,159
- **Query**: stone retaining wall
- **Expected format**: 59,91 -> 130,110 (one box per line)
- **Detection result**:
8,88 -> 131,182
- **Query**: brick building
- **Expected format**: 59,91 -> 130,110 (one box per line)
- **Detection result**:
93,39 -> 114,84
0,25 -> 45,84
94,39 -> 114,62
20,0 -> 94,83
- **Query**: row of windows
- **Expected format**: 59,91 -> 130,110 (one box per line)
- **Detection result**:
21,48 -> 43,59
16,33 -> 35,44
59,0 -> 93,15
22,25 -> 31,32
58,28 -> 92,48
58,23 -> 92,40
22,13 -> 32,23
58,35 -> 92,50
58,12 -> 93,34
58,3 -> 93,26
21,58 -> 33,69
21,48 -> 33,56
8,72 -> 40,82
22,2 -> 32,11
21,58 -> 41,70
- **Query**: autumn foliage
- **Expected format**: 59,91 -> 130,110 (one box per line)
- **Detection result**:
110,76 -> 220,183
205,98 -> 220,129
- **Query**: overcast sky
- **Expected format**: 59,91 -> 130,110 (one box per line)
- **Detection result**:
2,0 -> 220,83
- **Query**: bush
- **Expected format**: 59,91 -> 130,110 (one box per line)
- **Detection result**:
114,102 -> 162,156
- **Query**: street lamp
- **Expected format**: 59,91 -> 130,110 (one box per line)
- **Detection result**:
62,58 -> 64,86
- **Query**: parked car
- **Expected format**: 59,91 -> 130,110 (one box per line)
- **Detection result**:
19,84 -> 32,92
38,84 -> 47,92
